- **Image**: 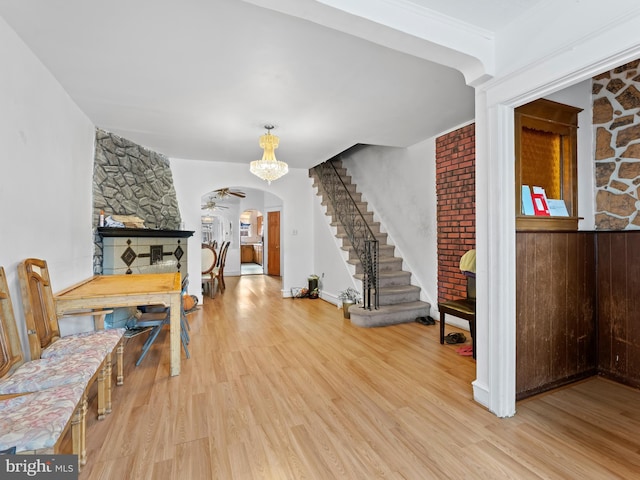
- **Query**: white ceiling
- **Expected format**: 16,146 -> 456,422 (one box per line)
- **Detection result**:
0,0 -> 541,169
404,0 -> 543,31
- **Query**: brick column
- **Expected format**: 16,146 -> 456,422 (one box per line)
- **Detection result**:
436,123 -> 476,302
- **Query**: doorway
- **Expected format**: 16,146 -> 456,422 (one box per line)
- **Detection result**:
240,209 -> 264,276
200,187 -> 283,280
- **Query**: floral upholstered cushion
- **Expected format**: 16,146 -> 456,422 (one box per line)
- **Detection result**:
0,383 -> 85,452
40,328 -> 125,359
0,353 -> 102,395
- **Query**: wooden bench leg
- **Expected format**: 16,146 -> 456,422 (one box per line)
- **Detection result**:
97,363 -> 106,420
80,393 -> 88,466
116,341 -> 124,386
71,401 -> 82,471
440,312 -> 446,344
72,391 -> 88,469
105,354 -> 113,414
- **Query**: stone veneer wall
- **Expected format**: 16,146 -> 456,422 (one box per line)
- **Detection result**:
92,128 -> 182,273
593,59 -> 640,229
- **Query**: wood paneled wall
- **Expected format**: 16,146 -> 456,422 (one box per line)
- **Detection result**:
516,232 -> 597,399
597,232 -> 640,388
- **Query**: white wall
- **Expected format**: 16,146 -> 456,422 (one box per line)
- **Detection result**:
495,1 -> 640,79
170,158 -> 315,299
544,80 -> 595,231
220,201 -> 242,276
0,17 -> 96,357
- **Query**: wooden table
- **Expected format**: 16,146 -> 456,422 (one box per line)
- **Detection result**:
54,272 -> 183,376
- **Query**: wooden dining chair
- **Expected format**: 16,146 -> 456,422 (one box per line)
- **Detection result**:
201,243 -> 217,299
18,258 -> 126,416
214,241 -> 231,293
133,274 -> 191,366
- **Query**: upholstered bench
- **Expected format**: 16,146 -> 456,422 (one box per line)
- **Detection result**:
27,327 -> 124,417
0,383 -> 87,466
0,266 -> 116,468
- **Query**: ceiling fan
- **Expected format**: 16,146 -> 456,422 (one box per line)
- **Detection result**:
201,197 -> 228,210
214,187 -> 246,199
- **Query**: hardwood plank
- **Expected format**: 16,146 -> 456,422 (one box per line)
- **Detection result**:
77,274 -> 640,479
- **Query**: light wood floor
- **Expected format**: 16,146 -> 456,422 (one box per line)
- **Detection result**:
79,275 -> 640,479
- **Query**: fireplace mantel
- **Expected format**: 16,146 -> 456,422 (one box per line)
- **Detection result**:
99,228 -> 194,275
98,227 -> 194,238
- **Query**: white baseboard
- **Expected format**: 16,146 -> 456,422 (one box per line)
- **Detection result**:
472,379 -> 489,409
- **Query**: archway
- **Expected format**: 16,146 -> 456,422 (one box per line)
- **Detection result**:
200,186 -> 283,290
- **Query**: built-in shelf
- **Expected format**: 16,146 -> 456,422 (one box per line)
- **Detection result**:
516,216 -> 580,232
515,98 -> 582,232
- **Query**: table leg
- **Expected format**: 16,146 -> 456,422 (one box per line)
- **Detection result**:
170,292 -> 181,376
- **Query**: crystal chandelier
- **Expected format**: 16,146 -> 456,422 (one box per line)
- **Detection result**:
249,125 -> 289,184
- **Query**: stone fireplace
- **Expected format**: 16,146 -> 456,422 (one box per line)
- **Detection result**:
92,128 -> 183,274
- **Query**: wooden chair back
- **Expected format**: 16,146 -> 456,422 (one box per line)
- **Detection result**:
217,241 -> 231,291
219,241 -> 230,269
0,267 -> 26,378
17,258 -> 59,360
201,244 -> 217,275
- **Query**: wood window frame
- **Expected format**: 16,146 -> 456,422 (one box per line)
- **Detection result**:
515,98 -> 582,231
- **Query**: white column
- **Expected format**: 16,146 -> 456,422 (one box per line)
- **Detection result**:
473,91 -> 517,417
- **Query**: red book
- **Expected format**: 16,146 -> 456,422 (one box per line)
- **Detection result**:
531,186 -> 550,216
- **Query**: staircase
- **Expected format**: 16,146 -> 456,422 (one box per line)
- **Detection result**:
310,159 -> 430,327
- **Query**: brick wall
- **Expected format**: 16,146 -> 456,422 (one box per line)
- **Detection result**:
436,123 -> 476,302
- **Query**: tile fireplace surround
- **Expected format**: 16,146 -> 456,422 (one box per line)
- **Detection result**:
99,227 -> 194,277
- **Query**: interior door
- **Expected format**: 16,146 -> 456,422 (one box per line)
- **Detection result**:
267,211 -> 281,276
